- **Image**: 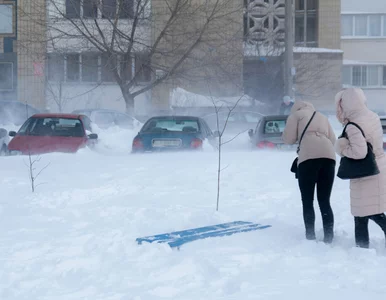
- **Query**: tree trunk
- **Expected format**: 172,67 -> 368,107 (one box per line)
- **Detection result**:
121,87 -> 135,116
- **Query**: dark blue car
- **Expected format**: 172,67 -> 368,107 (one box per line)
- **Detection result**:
131,116 -> 218,153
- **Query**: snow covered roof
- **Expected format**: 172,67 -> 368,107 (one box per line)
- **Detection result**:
293,47 -> 343,53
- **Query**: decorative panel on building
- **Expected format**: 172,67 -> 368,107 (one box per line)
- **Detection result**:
244,0 -> 285,48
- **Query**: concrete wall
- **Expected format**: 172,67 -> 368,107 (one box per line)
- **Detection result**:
17,0 -> 46,109
151,0 -> 244,109
341,39 -> 386,62
318,0 -> 341,49
341,0 -> 385,13
45,82 -> 151,114
294,51 -> 343,110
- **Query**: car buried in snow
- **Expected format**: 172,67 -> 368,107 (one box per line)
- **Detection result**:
248,115 -> 297,150
131,116 -> 218,153
7,113 -> 98,155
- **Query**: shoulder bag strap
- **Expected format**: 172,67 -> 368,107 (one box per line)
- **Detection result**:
344,122 -> 366,138
297,111 -> 316,153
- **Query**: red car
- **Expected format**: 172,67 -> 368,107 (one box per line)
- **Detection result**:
7,113 -> 98,155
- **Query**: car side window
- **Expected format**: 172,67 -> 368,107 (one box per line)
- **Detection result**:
114,113 -> 133,127
200,120 -> 212,137
254,119 -> 262,132
94,112 -> 115,126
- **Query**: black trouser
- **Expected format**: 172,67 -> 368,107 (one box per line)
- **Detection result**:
354,214 -> 386,248
298,158 -> 336,243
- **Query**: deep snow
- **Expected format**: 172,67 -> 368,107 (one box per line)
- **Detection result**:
1,128 -> 386,300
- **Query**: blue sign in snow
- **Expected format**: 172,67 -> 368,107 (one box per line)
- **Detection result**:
136,221 -> 271,248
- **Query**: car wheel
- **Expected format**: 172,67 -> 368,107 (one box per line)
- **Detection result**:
0,144 -> 8,156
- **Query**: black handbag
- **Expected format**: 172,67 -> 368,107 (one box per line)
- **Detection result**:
290,111 -> 316,178
337,122 -> 380,180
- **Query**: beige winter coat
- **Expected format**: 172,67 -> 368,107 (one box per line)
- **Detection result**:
335,88 -> 386,217
282,101 -> 336,164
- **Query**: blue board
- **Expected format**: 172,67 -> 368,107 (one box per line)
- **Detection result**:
136,221 -> 271,248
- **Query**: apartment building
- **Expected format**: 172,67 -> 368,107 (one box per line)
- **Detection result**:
341,0 -> 386,111
244,0 -> 342,111
0,0 -> 46,109
45,0 -> 151,113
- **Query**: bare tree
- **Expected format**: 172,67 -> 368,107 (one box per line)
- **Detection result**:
15,0 -> 242,114
209,91 -> 248,211
25,151 -> 50,193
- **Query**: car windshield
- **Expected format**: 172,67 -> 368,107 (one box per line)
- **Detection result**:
18,117 -> 85,137
263,120 -> 286,134
142,119 -> 200,133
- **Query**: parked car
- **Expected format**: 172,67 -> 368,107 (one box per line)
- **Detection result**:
248,115 -> 295,150
203,111 -> 263,135
0,128 -> 9,155
132,116 -> 218,153
0,100 -> 41,126
72,108 -> 140,130
7,113 -> 98,155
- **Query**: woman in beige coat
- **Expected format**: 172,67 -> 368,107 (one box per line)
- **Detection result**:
335,87 -> 386,248
283,101 -> 336,243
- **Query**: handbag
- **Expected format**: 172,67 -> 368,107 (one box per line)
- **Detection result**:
290,111 -> 316,178
337,122 -> 380,180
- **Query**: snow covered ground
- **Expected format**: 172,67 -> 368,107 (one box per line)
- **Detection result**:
1,128 -> 386,300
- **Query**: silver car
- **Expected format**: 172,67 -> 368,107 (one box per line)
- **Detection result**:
248,115 -> 297,150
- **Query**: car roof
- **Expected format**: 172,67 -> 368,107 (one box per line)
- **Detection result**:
31,113 -> 83,119
148,115 -> 201,120
73,108 -> 126,113
261,115 -> 289,121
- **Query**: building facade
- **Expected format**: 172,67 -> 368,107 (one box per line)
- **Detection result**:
341,0 -> 386,111
244,0 -> 342,111
0,0 -> 46,109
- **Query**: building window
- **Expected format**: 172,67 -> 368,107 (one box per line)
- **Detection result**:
47,53 -> 137,83
134,54 -> 151,83
47,54 -> 65,82
354,15 -> 367,36
66,0 -> 81,19
0,62 -> 13,90
352,66 -> 367,86
82,53 -> 99,82
342,66 -> 351,85
0,4 -> 14,34
368,66 -> 379,86
102,0 -> 117,19
342,14 -> 386,37
119,0 -> 134,18
341,15 -> 353,36
343,65 -> 385,87
369,15 -> 381,36
120,56 -> 132,82
295,0 -> 318,47
65,0 -> 134,19
384,19 -> 386,36
83,0 -> 98,18
66,54 -> 80,82
101,54 -> 117,82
